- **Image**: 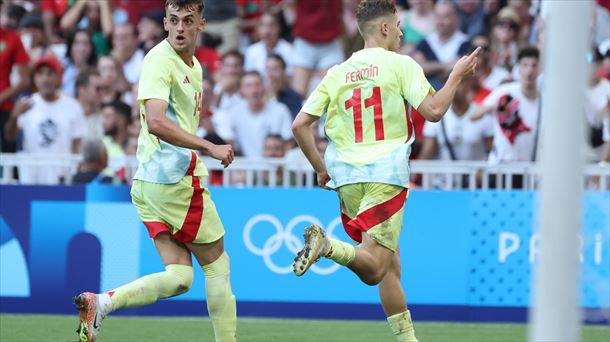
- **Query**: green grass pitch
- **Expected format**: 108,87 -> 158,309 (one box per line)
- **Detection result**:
1,314 -> 608,341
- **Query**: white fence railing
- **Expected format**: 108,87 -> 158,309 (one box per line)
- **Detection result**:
1,153 -> 608,190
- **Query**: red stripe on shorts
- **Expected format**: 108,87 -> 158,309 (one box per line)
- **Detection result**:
340,188 -> 408,243
143,221 -> 172,238
174,152 -> 204,243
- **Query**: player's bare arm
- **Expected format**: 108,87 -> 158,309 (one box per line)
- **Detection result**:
145,99 -> 234,167
417,47 -> 482,122
292,111 -> 332,190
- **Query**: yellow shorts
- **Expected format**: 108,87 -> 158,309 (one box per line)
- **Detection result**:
338,183 -> 408,252
131,172 -> 224,245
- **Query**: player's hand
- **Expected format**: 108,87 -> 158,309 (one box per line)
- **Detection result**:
11,96 -> 33,117
451,47 -> 482,80
209,144 -> 234,168
316,171 -> 334,191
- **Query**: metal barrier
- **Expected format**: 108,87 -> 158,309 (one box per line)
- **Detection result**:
1,153 -> 608,190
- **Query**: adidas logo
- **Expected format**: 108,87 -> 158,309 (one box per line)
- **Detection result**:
183,75 -> 190,84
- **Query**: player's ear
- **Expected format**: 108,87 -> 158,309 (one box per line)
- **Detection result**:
163,16 -> 169,32
198,17 -> 206,32
381,21 -> 389,36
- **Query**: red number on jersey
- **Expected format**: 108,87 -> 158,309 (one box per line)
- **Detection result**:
344,86 -> 384,143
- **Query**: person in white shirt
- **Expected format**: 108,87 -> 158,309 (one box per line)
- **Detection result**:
244,12 -> 293,77
213,50 -> 244,112
471,47 -> 541,164
420,75 -> 493,162
111,23 -> 145,85
220,71 -> 292,157
4,55 -> 86,184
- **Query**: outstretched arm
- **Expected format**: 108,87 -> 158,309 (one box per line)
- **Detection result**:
417,47 -> 482,122
144,99 -> 234,167
292,111 -> 332,190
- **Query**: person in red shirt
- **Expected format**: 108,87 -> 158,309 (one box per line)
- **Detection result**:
0,11 -> 31,153
290,0 -> 344,97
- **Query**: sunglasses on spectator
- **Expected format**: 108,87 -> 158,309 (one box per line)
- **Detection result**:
497,20 -> 519,30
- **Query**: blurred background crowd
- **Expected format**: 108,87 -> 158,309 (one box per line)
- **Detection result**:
0,0 -> 608,186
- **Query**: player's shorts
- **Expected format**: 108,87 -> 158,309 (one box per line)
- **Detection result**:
337,182 -> 408,252
130,161 -> 224,245
292,37 -> 345,70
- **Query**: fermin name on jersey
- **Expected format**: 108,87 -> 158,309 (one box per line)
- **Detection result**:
345,64 -> 379,83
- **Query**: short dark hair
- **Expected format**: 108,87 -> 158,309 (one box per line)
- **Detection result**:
103,100 -> 132,125
267,53 -> 286,69
355,0 -> 397,35
165,0 -> 204,16
242,70 -> 264,83
517,46 -> 540,62
222,50 -> 244,64
75,70 -> 100,97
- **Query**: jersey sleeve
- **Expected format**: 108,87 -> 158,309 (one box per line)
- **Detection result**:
137,52 -> 172,103
300,70 -> 332,117
399,55 -> 435,110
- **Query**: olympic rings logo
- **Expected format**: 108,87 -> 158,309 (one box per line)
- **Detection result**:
243,214 -> 343,275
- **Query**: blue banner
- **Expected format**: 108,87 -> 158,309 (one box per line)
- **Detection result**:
0,185 -> 608,322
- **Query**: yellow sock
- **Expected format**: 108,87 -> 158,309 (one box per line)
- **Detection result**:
202,252 -> 237,342
387,310 -> 418,342
327,239 -> 356,266
109,264 -> 193,311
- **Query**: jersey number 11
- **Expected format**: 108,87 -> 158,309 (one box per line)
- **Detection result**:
344,86 -> 384,143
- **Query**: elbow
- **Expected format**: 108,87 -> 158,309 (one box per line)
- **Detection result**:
426,109 -> 444,122
146,117 -> 163,136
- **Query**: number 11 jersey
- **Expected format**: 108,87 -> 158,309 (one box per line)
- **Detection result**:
301,47 -> 435,188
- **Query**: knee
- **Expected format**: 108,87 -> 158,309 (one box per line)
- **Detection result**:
166,265 -> 194,295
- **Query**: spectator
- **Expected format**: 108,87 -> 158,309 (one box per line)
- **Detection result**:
138,9 -> 166,54
261,133 -> 286,186
111,23 -> 144,85
195,32 -> 223,78
6,4 -> 27,30
19,13 -> 54,66
41,0 -> 69,44
0,13 -> 30,153
101,100 -> 130,179
101,100 -> 131,157
244,12 -> 293,77
266,54 -> 302,119
61,29 -> 97,96
414,0 -> 471,90
236,0 -> 282,47
399,0 -> 436,56
454,0 -> 488,40
586,47 -> 610,161
222,71 -> 292,157
213,50 -> 244,111
72,139 -> 112,184
97,55 -> 130,104
507,0 -> 535,47
602,112 -> 610,163
341,0 -> 364,57
75,70 -> 104,139
420,74 -> 493,162
291,0 -> 344,97
4,55 -> 85,184
204,0 -> 240,55
471,35 -> 511,91
490,6 -> 521,72
471,47 -> 541,164
59,0 -> 113,57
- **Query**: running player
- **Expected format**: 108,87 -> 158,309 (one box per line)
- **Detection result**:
74,1 -> 237,341
291,1 -> 480,341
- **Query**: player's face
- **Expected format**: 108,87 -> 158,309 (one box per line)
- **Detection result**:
164,5 -> 205,54
385,14 -> 403,52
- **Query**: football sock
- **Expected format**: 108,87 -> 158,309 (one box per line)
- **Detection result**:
387,310 -> 418,342
202,251 -> 237,342
327,239 -> 356,266
107,264 -> 193,311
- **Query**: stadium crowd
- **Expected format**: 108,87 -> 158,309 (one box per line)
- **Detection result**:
0,0 -> 608,185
